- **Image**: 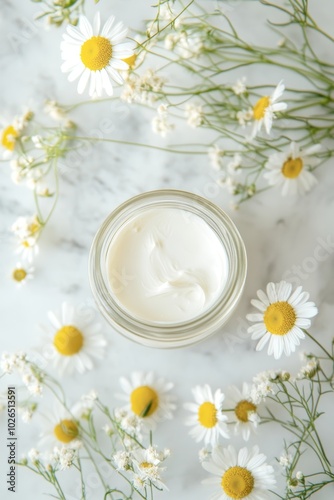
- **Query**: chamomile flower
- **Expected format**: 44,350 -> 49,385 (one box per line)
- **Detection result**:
247,281 -> 318,359
209,144 -> 224,170
232,77 -> 247,96
297,357 -> 319,379
1,124 -> 19,158
117,372 -> 176,430
132,447 -> 168,490
184,385 -> 229,446
250,81 -> 287,139
202,445 -> 276,500
279,452 -> 292,468
11,262 -> 34,286
15,238 -> 39,263
185,103 -> 204,127
225,383 -> 259,441
61,12 -> 135,97
264,142 -> 320,196
1,111 -> 32,158
12,215 -> 41,240
41,302 -> 106,375
39,403 -> 81,449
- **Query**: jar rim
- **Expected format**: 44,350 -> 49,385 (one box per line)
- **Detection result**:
89,189 -> 247,348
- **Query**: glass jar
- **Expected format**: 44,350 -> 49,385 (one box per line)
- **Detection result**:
89,190 -> 247,348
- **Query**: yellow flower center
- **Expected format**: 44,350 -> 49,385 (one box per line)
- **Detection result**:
54,419 -> 78,443
140,461 -> 153,469
123,54 -> 136,68
253,96 -> 270,121
28,219 -> 41,235
130,386 -> 159,417
80,36 -> 112,71
235,400 -> 257,423
12,268 -> 27,282
282,157 -> 303,179
264,301 -> 296,336
53,325 -> 84,356
22,240 -> 32,248
198,402 -> 217,428
1,125 -> 18,151
221,466 -> 255,499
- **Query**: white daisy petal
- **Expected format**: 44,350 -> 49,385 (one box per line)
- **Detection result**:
48,311 -> 62,330
79,16 -> 93,38
288,286 -> 303,305
257,289 -> 270,306
303,143 -> 321,156
184,385 -> 229,446
61,61 -> 81,75
109,29 -> 129,44
249,323 -> 267,337
38,401 -> 82,450
66,25 -> 86,41
225,385 -> 259,442
271,80 -> 285,101
266,282 -> 277,303
276,281 -> 292,301
271,102 -> 288,112
116,372 -> 176,431
264,140 -> 320,197
95,70 -> 103,97
297,305 -> 318,318
41,302 -> 106,376
109,59 -> 129,71
250,299 -> 267,312
89,71 -> 96,97
251,81 -> 287,138
256,332 -> 271,351
202,445 -> 276,498
247,281 -> 317,359
101,69 -> 114,96
77,68 -> 90,94
107,66 -> 124,85
263,112 -> 273,134
101,15 -> 115,37
93,12 -> 101,35
61,12 -> 133,97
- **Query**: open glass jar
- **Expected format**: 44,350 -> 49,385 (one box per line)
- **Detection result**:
89,190 -> 247,348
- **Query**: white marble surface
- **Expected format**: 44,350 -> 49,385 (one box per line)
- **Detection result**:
1,1 -> 334,499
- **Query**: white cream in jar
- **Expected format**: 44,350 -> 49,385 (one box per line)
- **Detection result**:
106,207 -> 228,323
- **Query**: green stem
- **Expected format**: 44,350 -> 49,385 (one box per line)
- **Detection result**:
303,330 -> 334,360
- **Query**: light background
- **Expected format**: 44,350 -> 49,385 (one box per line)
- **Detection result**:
0,0 -> 334,499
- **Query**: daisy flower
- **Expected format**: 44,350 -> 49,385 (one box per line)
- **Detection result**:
1,124 -> 19,158
15,238 -> 39,263
208,144 -> 224,170
232,77 -> 247,96
264,142 -> 320,196
117,372 -> 176,430
225,383 -> 259,441
41,302 -> 107,375
39,403 -> 81,450
184,385 -> 229,446
12,215 -> 41,240
202,445 -> 276,500
131,447 -> 168,491
61,12 -> 135,97
1,110 -> 32,158
247,281 -> 318,359
11,262 -> 34,286
250,81 -> 287,139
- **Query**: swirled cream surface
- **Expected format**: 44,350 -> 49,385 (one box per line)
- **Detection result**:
106,207 -> 228,323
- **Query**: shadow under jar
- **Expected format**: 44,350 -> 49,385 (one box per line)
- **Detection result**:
89,190 -> 247,348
